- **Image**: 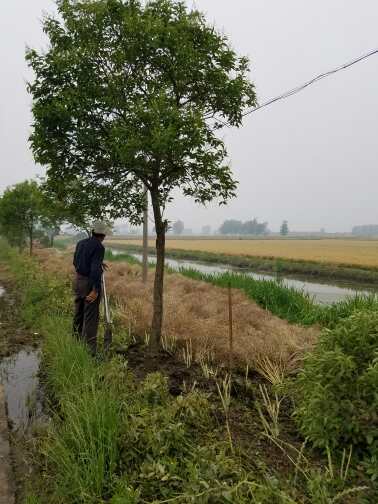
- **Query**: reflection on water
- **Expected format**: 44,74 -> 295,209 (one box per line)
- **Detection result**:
110,249 -> 373,305
0,349 -> 42,430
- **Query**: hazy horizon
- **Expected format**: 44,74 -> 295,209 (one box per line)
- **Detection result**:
1,0 -> 377,233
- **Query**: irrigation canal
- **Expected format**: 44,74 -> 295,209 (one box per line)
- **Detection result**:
110,250 -> 374,304
0,285 -> 43,432
0,349 -> 42,431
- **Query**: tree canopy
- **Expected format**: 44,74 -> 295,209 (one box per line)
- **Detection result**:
27,0 -> 256,342
0,180 -> 47,254
172,220 -> 184,235
280,220 -> 289,236
219,219 -> 269,235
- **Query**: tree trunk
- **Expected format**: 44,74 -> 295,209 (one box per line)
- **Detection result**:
150,190 -> 165,348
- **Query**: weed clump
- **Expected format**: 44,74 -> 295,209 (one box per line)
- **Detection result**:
295,311 -> 378,480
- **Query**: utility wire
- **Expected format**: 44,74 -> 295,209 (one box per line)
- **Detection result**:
242,47 -> 378,117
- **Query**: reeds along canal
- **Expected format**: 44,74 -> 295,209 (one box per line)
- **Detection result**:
111,250 -> 375,304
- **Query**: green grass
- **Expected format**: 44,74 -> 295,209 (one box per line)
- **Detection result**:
53,236 -> 75,250
1,239 -> 375,503
0,244 -> 290,502
182,268 -> 378,327
0,242 -> 120,502
104,249 -> 143,265
17,269 -> 295,503
181,268 -> 319,325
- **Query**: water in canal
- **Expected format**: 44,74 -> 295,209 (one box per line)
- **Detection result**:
110,250 -> 374,305
0,348 -> 42,430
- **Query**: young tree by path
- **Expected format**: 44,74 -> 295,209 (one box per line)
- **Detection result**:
27,0 -> 256,345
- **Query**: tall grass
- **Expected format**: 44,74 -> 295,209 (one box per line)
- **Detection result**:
41,318 -> 97,398
105,249 -> 141,264
44,378 -> 120,502
176,268 -> 378,328
0,244 -> 121,503
40,324 -> 120,503
1,241 -> 373,503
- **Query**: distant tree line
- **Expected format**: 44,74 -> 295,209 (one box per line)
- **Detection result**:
352,225 -> 378,236
219,218 -> 269,235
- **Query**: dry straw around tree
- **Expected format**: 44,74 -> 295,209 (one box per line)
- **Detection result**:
36,249 -> 318,373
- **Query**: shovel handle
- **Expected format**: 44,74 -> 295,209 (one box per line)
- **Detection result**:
102,273 -> 111,324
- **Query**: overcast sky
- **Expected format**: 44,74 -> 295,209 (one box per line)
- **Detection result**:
1,0 -> 377,232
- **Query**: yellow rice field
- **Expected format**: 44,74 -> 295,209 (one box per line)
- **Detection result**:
108,238 -> 378,268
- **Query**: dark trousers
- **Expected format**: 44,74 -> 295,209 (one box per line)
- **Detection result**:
73,275 -> 101,355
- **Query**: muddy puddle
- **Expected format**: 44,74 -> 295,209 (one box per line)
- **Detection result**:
0,348 -> 42,430
110,250 -> 374,305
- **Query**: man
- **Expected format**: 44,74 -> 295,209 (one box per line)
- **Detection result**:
73,222 -> 108,354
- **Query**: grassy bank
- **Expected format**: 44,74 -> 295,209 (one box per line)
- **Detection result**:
110,243 -> 378,285
105,249 -> 378,330
48,248 -> 319,373
1,243 -> 375,502
181,269 -> 378,329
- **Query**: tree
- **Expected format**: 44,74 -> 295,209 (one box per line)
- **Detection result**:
352,225 -> 378,237
172,220 -> 184,235
42,176 -> 117,237
219,220 -> 244,235
27,0 -> 256,345
201,225 -> 211,235
242,218 -> 269,235
280,220 -> 289,236
38,191 -> 67,246
0,181 -> 43,255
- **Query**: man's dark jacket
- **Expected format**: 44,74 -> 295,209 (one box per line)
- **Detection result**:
73,237 -> 105,292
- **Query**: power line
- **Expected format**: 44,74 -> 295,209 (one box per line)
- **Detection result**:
243,47 -> 378,117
